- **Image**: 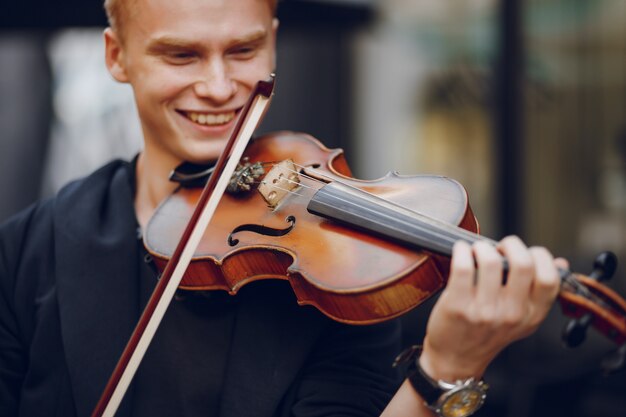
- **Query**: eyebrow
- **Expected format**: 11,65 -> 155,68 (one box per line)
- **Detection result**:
147,29 -> 268,53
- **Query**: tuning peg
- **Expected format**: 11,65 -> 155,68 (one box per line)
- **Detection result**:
601,343 -> 626,374
590,251 -> 618,282
562,313 -> 592,348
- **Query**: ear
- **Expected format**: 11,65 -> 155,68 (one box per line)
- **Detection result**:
104,28 -> 129,83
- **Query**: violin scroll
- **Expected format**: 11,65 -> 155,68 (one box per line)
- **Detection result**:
559,252 -> 626,372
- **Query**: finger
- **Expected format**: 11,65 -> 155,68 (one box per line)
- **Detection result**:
473,240 -> 504,309
445,240 -> 476,299
529,247 -> 560,310
499,236 -> 534,303
554,257 -> 569,271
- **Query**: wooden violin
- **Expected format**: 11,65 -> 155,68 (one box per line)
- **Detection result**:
145,131 -> 626,354
146,131 -> 476,324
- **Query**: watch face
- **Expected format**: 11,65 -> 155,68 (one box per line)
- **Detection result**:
440,387 -> 486,417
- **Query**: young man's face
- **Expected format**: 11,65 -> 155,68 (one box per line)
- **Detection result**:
105,0 -> 277,166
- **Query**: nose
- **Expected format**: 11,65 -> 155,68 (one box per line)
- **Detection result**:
193,58 -> 237,104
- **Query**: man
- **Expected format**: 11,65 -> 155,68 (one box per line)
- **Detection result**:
0,0 -> 564,416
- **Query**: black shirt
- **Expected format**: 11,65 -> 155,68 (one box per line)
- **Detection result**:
129,155 -> 236,416
131,239 -> 237,416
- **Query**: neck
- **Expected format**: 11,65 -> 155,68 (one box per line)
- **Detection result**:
134,150 -> 180,229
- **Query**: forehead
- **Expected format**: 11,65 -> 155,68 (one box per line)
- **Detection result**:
127,0 -> 274,43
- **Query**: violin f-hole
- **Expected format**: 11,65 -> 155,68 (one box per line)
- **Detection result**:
228,215 -> 296,246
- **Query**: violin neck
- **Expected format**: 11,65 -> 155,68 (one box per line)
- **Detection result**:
307,181 -> 485,257
307,181 -> 582,286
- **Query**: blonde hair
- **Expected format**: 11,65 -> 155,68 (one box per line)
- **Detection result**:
103,0 -> 135,37
104,0 -> 278,38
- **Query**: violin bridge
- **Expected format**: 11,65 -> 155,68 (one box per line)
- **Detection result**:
258,159 -> 300,209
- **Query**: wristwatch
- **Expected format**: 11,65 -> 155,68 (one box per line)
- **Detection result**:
393,346 -> 488,417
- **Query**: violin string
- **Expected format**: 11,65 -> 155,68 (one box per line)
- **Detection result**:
258,180 -> 310,199
272,176 -> 319,192
270,161 -> 576,257
286,162 -> 493,245
251,175 -> 319,194
257,162 -> 605,304
262,164 -> 491,251
262,178 -> 604,303
286,164 -> 602,306
270,164 -> 535,265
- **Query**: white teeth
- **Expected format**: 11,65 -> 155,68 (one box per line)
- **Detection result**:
186,111 -> 235,126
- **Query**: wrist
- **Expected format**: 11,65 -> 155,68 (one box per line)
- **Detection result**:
394,346 -> 488,417
419,342 -> 488,382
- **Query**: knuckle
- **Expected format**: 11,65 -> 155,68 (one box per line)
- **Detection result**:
501,307 -> 525,327
473,241 -> 497,256
527,305 -> 549,327
473,305 -> 497,326
512,259 -> 534,276
448,305 -> 468,320
535,271 -> 559,290
481,255 -> 502,272
485,256 -> 501,269
452,263 -> 474,278
436,294 -> 468,319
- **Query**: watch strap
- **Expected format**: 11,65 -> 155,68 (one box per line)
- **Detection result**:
393,345 -> 489,417
406,358 -> 443,404
393,345 -> 442,405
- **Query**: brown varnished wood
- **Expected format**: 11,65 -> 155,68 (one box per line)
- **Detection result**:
559,275 -> 626,345
145,131 -> 478,324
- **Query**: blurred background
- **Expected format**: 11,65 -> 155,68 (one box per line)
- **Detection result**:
1,0 -> 625,415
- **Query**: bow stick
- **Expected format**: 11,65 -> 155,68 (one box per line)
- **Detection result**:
91,75 -> 275,417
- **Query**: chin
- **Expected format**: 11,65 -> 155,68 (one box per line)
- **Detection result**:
184,141 -> 228,163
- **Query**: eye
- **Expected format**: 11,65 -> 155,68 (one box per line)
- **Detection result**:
228,43 -> 260,59
234,47 -> 253,55
164,50 -> 198,64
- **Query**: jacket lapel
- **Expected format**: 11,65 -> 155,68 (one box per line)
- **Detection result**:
219,283 -> 327,417
54,162 -> 139,417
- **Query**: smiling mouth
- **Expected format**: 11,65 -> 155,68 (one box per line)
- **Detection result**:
178,110 -> 238,126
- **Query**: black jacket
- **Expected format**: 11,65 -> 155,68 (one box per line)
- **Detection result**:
0,160 -> 401,417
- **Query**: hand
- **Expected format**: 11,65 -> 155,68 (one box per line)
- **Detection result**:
419,236 -> 567,381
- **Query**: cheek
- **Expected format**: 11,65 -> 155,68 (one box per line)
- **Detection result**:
230,55 -> 275,85
132,62 -> 193,105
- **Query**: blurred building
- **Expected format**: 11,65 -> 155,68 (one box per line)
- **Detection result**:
351,1 -> 626,415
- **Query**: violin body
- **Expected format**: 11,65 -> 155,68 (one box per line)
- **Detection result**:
145,131 -> 479,324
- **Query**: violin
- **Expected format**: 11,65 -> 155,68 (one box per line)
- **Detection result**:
146,131 -> 477,324
145,131 -> 626,348
93,76 -> 626,416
